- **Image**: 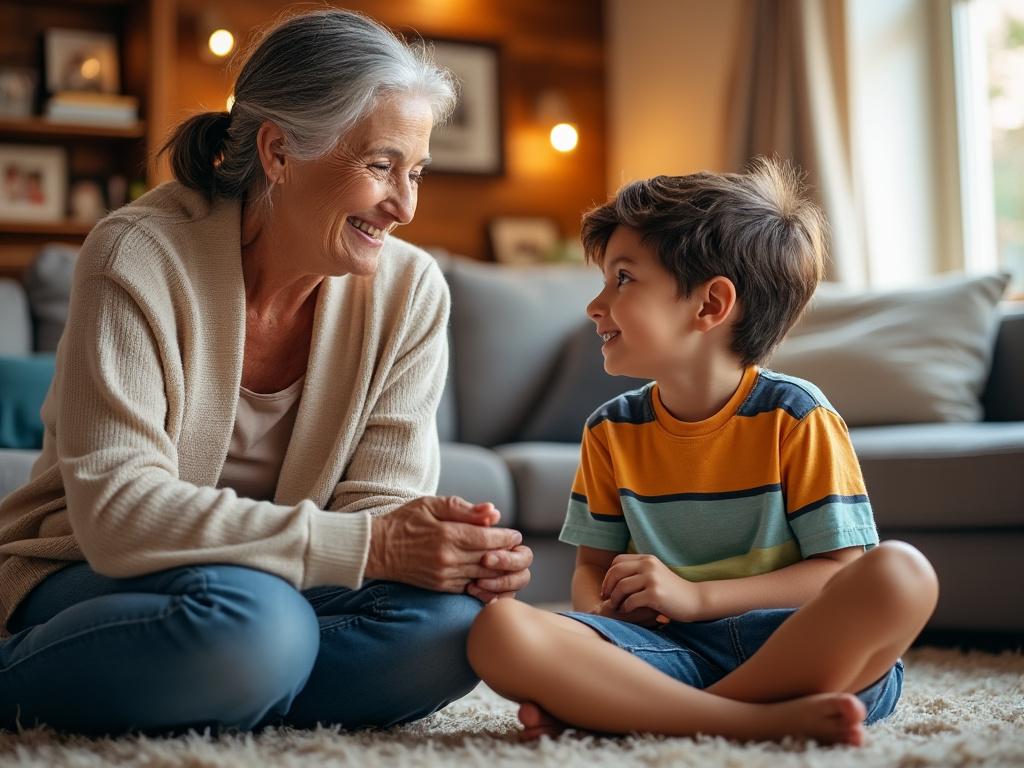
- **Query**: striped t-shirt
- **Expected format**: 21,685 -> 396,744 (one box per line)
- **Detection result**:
559,366 -> 879,581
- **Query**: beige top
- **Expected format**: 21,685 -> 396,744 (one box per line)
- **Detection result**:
218,377 -> 305,502
0,181 -> 450,636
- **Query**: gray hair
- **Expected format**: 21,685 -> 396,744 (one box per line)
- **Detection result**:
162,8 -> 457,200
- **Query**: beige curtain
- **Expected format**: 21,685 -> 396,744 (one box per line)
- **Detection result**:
728,0 -> 867,286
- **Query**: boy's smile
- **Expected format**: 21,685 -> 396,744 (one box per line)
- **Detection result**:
587,226 -> 698,380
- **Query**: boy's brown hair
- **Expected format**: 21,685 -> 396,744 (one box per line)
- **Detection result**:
581,158 -> 826,367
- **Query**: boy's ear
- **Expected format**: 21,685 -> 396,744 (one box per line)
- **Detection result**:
694,276 -> 737,332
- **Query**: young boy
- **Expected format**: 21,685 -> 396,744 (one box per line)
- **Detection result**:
467,159 -> 938,746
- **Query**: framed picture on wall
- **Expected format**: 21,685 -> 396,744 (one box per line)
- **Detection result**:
489,216 -> 560,265
427,39 -> 502,175
0,145 -> 67,222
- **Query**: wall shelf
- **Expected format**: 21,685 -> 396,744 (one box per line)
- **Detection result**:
0,0 -> 162,279
0,220 -> 95,237
0,117 -> 146,140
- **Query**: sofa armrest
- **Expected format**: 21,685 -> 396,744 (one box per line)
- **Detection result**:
982,304 -> 1024,422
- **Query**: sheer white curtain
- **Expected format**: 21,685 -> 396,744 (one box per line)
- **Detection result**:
728,0 -> 968,288
728,0 -> 867,285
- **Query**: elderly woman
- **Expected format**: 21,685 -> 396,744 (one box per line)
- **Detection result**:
0,9 -> 531,735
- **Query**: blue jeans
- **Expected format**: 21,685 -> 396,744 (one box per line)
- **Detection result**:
0,562 -> 482,735
563,608 -> 903,725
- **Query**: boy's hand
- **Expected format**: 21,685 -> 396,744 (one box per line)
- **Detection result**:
602,554 -> 708,622
590,598 -> 662,627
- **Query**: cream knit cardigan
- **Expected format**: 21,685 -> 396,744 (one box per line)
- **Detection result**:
0,182 -> 449,636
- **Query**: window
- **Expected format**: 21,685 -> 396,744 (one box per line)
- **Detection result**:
953,0 -> 1024,294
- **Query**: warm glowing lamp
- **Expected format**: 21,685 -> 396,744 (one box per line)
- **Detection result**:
208,29 -> 235,57
536,90 -> 578,154
550,122 -> 579,153
226,94 -> 236,112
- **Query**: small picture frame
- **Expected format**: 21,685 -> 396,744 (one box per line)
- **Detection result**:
489,216 -> 561,265
427,39 -> 502,175
44,28 -> 121,94
0,145 -> 67,222
69,178 -> 107,224
0,67 -> 37,118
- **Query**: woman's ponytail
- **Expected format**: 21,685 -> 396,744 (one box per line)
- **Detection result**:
160,111 -> 231,197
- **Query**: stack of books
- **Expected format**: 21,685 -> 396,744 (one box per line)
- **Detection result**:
45,91 -> 138,126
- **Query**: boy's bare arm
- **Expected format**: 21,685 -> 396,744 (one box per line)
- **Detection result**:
604,546 -> 864,622
573,546 -> 664,626
571,545 -> 617,611
696,547 -> 863,619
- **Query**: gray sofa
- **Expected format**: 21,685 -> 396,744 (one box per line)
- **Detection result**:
2,249 -> 1022,634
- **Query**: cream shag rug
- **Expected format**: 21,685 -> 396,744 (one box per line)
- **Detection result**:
2,647 -> 1022,767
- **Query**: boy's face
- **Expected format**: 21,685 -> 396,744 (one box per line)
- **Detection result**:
587,225 -> 703,379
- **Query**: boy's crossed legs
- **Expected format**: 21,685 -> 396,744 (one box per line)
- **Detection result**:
467,541 -> 938,744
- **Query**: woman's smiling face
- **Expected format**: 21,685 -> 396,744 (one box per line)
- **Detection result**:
273,94 -> 434,277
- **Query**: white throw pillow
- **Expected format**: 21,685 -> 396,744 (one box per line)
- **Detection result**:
768,273 -> 1010,426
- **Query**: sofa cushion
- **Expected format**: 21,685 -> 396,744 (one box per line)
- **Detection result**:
494,423 -> 1024,538
852,422 -> 1024,529
0,448 -> 39,500
436,327 -> 458,443
0,355 -> 55,449
0,280 -> 32,357
447,260 -> 600,446
982,304 -> 1024,422
519,320 -> 648,443
770,273 -> 1010,426
877,530 -> 1024,632
438,441 -> 517,527
495,442 -> 580,534
24,243 -> 77,352
431,252 -> 458,444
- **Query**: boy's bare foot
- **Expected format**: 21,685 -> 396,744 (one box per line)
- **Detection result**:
518,692 -> 866,745
517,701 -> 568,741
761,692 -> 867,746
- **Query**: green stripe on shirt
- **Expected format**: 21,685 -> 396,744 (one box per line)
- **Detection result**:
620,489 -> 792,566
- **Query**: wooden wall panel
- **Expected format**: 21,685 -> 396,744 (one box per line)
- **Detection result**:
167,0 -> 607,260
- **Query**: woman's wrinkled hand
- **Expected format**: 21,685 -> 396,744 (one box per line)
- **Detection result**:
467,540 -> 533,604
364,496 -> 531,598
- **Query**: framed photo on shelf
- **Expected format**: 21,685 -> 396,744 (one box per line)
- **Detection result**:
0,67 -> 37,118
44,28 -> 121,94
0,145 -> 67,223
427,39 -> 502,175
489,216 -> 560,265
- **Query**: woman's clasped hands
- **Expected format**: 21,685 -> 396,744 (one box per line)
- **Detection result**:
366,496 -> 532,603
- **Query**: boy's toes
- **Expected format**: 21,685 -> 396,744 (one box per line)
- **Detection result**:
517,702 -> 568,741
832,693 -> 867,728
518,724 -> 564,742
828,694 -> 867,745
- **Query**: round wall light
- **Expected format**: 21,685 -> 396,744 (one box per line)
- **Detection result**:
550,122 -> 579,153
208,29 -> 235,58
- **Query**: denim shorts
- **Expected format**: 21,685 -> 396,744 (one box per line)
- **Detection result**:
561,608 -> 903,725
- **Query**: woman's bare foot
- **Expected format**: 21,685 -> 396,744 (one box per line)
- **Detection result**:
760,692 -> 867,746
518,701 -> 568,741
